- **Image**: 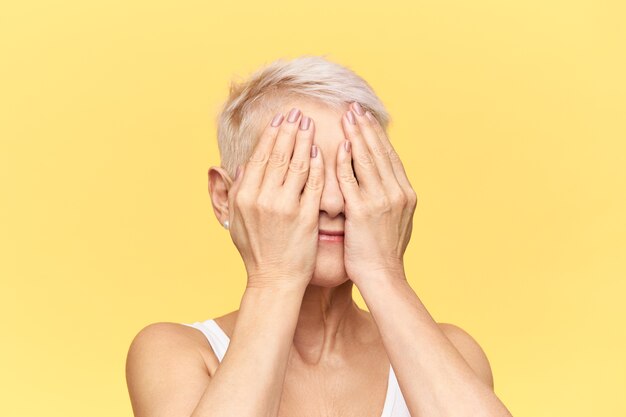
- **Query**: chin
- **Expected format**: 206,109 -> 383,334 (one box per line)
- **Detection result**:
308,251 -> 350,288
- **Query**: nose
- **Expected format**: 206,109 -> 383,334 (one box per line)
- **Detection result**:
319,165 -> 344,219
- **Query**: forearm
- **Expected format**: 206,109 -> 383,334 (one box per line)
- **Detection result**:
191,283 -> 306,417
357,275 -> 512,417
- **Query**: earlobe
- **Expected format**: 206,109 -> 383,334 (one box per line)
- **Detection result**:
207,166 -> 232,226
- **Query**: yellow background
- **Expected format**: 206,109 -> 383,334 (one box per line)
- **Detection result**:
1,1 -> 624,416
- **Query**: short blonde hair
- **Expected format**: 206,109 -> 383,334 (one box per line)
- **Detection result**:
216,55 -> 391,178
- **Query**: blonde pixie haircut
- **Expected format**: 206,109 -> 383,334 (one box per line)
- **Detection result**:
216,55 -> 391,179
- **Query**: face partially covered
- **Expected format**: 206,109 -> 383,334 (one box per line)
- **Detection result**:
275,98 -> 351,288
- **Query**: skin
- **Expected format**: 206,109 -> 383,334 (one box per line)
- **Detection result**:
126,99 -> 513,417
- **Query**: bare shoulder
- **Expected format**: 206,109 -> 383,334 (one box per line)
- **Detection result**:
131,322 -> 204,348
437,322 -> 495,390
126,322 -> 213,365
125,322 -> 212,417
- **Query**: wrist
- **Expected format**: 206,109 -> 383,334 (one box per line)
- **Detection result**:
238,282 -> 306,322
246,271 -> 310,293
244,280 -> 307,297
352,267 -> 407,292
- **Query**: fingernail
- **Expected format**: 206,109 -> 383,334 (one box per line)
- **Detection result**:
311,144 -> 318,158
365,111 -> 374,122
271,113 -> 284,127
344,140 -> 351,153
346,110 -> 356,125
235,165 -> 242,180
353,102 -> 365,116
287,107 -> 301,123
300,116 -> 311,130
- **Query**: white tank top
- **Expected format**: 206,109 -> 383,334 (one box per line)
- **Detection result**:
183,319 -> 412,417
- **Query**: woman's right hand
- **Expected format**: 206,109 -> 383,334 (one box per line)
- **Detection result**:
227,107 -> 324,291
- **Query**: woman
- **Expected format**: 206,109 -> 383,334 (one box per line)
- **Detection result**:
126,56 -> 513,417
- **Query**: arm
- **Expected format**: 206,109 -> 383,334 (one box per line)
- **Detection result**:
190,285 -> 306,417
127,107 -> 324,417
438,322 -> 495,390
335,102 -> 512,416
357,275 -> 512,417
126,284 -> 306,417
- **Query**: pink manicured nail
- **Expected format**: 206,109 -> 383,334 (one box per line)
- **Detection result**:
346,110 -> 356,125
365,111 -> 375,122
271,113 -> 284,127
300,116 -> 311,130
353,102 -> 365,116
311,144 -> 318,158
235,165 -> 242,180
287,107 -> 301,123
344,140 -> 351,153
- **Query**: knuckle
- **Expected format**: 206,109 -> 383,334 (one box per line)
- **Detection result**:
288,157 -> 308,174
407,189 -> 418,207
372,144 -> 389,159
274,204 -> 294,219
391,190 -> 408,206
376,195 -> 392,211
339,169 -> 358,184
305,172 -> 323,191
248,151 -> 267,165
389,187 -> 408,207
267,150 -> 289,167
282,202 -> 298,219
356,151 -> 375,166
256,196 -> 271,211
388,148 -> 401,163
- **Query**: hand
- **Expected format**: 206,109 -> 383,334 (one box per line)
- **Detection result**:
336,102 -> 418,286
228,108 -> 325,290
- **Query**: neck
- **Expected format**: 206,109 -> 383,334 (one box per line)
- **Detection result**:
292,279 -> 365,365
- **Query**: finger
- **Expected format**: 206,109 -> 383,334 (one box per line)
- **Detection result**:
262,107 -> 302,189
241,112 -> 285,192
350,102 -> 399,191
364,110 -> 414,196
283,116 -> 315,200
300,139 -> 324,218
336,139 -> 362,207
341,110 -> 384,194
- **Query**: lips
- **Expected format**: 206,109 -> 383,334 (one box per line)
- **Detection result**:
318,229 -> 344,243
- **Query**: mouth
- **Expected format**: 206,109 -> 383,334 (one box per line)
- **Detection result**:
319,229 -> 344,242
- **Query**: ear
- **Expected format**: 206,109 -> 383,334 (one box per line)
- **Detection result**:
208,166 -> 235,227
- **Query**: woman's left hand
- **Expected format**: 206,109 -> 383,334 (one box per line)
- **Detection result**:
337,102 -> 418,287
